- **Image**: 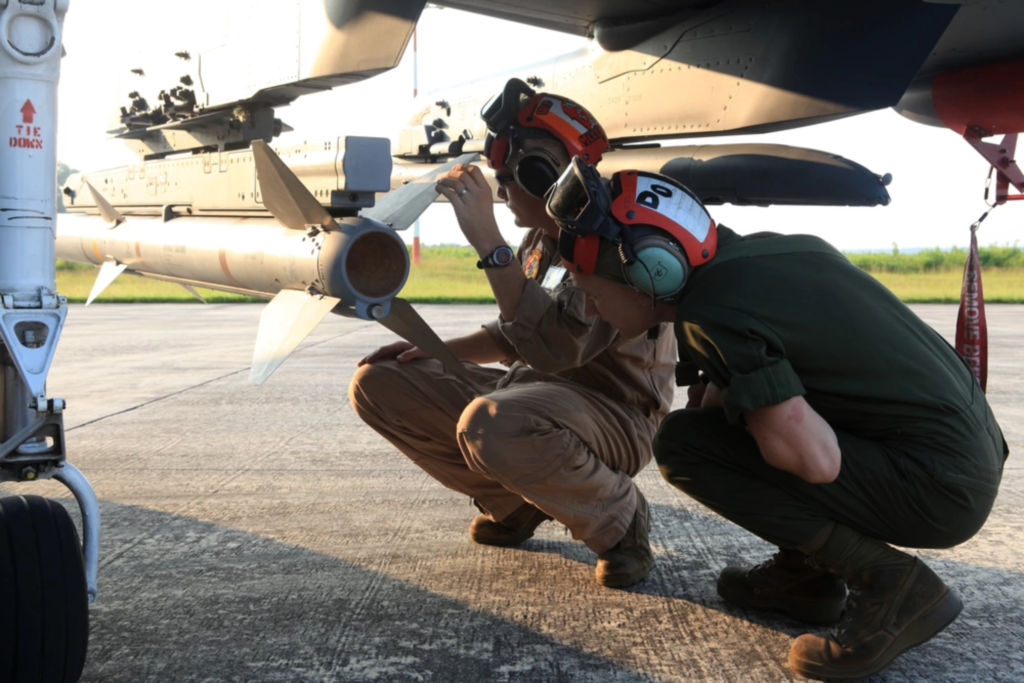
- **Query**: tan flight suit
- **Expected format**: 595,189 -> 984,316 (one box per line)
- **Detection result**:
349,228 -> 676,553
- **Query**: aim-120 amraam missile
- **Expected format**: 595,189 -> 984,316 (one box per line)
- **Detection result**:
57,138 -> 473,384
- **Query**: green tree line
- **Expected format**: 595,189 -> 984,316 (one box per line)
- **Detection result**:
847,245 -> 1024,272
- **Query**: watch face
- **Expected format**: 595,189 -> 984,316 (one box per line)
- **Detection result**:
494,246 -> 514,265
478,245 -> 516,269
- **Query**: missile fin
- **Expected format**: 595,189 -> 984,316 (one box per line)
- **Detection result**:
252,140 -> 335,232
250,288 -> 340,385
375,297 -> 468,380
84,181 -> 125,226
86,261 -> 128,305
179,284 -> 207,303
363,153 -> 479,231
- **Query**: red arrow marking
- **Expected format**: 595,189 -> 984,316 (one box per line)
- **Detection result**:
21,100 -> 36,124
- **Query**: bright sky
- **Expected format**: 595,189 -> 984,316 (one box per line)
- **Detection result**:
55,2 -> 1021,253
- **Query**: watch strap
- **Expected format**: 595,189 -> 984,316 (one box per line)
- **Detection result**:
476,245 -> 515,269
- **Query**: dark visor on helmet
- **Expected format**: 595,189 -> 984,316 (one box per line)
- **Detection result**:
480,78 -> 536,134
545,157 -> 620,241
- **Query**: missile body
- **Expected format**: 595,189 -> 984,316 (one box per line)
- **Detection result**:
55,143 -> 476,384
56,212 -> 409,318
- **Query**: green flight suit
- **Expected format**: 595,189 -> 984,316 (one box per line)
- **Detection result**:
654,227 -> 1008,550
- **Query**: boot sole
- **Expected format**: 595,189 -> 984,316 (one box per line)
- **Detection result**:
469,513 -> 551,547
470,534 -> 532,547
788,587 -> 964,680
595,557 -> 652,588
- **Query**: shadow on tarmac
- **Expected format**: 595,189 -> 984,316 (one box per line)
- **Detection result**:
55,496 -> 1022,682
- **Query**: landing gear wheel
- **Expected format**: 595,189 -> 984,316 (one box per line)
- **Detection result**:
0,495 -> 88,682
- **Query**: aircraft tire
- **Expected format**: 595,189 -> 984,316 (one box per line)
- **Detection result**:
0,495 -> 88,682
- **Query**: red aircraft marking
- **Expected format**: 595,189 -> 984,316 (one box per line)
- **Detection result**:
21,100 -> 35,124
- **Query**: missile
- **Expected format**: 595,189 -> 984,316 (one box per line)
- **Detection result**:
56,132 -> 893,387
57,141 -> 474,384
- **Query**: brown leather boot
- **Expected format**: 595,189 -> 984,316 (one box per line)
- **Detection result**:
469,502 -> 552,547
789,554 -> 962,679
595,491 -> 653,588
718,548 -> 847,625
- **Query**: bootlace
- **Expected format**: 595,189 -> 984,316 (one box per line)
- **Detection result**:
832,586 -> 885,646
749,549 -> 803,578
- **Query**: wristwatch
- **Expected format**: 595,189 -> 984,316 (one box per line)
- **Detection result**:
476,245 -> 516,269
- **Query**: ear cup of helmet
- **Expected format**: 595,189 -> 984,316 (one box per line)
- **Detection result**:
514,154 -> 559,198
621,228 -> 689,300
505,141 -> 566,198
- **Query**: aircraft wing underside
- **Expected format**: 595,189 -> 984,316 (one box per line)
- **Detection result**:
427,0 -> 1024,138
431,0 -> 708,39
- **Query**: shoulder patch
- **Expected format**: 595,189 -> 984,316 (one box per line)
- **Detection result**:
523,248 -> 543,279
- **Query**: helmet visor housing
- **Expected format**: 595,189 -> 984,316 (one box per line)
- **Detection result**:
545,157 -> 619,241
480,78 -> 537,134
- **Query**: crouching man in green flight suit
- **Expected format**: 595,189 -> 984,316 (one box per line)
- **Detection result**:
545,158 -> 1008,679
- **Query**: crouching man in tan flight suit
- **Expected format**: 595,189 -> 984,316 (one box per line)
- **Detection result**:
348,78 -> 676,587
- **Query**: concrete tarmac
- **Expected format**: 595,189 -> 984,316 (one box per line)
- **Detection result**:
2,303 -> 1021,682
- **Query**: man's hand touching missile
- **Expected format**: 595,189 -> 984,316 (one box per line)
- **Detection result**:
434,164 -> 505,252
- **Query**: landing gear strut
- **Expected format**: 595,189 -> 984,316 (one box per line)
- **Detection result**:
1,0 -> 97,680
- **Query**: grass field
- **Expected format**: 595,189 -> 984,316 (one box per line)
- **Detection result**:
867,269 -> 1024,303
56,246 -> 1024,304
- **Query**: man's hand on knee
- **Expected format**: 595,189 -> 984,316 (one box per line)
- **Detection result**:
358,340 -> 426,366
